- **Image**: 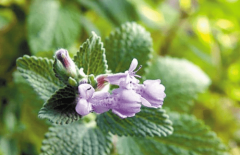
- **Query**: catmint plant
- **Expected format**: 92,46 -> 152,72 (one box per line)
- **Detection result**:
16,23 -> 227,155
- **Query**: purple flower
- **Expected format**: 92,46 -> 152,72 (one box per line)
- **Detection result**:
110,88 -> 142,118
137,80 -> 166,108
75,84 -> 95,116
90,91 -> 112,114
100,58 -> 141,88
55,49 -> 77,78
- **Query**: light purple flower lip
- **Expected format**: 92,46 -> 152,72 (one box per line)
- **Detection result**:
75,84 -> 95,116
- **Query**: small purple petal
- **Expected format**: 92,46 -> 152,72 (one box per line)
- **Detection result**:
128,58 -> 138,73
140,97 -> 152,107
75,99 -> 92,116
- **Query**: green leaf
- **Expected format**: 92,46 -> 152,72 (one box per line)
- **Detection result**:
17,55 -> 64,101
105,22 -> 153,75
40,122 -> 112,155
27,0 -> 81,54
73,31 -> 108,76
145,56 -> 211,112
117,112 -> 229,155
38,86 -> 81,125
78,0 -> 138,26
97,108 -> 173,137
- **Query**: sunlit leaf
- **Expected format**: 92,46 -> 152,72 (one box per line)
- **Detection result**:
105,22 -> 153,75
73,31 -> 108,76
27,0 -> 81,54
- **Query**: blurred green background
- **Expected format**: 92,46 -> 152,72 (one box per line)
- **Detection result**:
0,0 -> 240,154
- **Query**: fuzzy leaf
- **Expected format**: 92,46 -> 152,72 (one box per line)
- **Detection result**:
105,22 -> 153,75
16,55 -> 64,101
73,32 -> 108,76
28,0 -> 81,54
38,86 -> 80,125
117,112 -> 229,155
40,122 -> 112,155
145,56 -> 211,112
97,108 -> 173,137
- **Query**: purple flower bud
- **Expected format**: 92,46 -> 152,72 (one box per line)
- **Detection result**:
75,84 -> 95,116
140,80 -> 166,108
55,49 -> 77,78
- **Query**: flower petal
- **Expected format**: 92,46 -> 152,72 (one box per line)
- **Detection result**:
106,72 -> 127,85
128,58 -> 138,72
140,97 -> 152,107
78,84 -> 95,99
75,99 -> 92,116
118,89 -> 141,102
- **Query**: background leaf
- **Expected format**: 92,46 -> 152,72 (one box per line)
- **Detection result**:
117,112 -> 229,155
145,56 -> 211,112
38,86 -> 80,125
105,22 -> 153,75
73,32 -> 108,76
27,0 -> 81,54
17,55 -> 64,101
97,108 -> 173,137
40,122 -> 112,155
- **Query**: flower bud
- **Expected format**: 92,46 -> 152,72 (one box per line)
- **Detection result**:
54,49 -> 78,83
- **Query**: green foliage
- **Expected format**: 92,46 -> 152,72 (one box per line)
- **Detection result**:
105,22 -> 153,75
73,32 -> 108,76
38,86 -> 80,125
27,0 -> 81,54
117,112 -> 229,155
146,56 -> 211,112
78,0 -> 138,26
97,108 -> 173,137
16,56 -> 64,101
40,123 -> 112,155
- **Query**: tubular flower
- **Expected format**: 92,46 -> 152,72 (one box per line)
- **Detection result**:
110,88 -> 142,118
89,91 -> 112,114
98,58 -> 141,89
133,80 -> 166,108
75,84 -> 95,116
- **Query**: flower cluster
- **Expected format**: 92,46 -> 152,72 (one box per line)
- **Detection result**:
76,58 -> 166,118
54,49 -> 166,119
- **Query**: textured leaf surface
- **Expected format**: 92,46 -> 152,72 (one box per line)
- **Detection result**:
17,55 -> 64,101
28,0 -> 81,54
74,32 -> 108,76
145,56 -> 211,112
105,22 -> 153,75
117,112 -> 229,155
41,123 -> 112,155
97,108 -> 173,137
38,86 -> 80,125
